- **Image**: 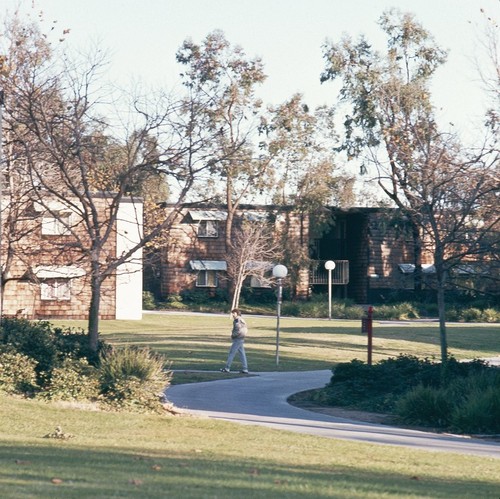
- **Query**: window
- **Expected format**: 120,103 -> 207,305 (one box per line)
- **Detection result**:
196,270 -> 218,287
198,220 -> 218,238
41,279 -> 71,300
41,213 -> 71,236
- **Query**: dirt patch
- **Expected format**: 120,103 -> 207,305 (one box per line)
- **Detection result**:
295,404 -> 395,425
288,388 -> 396,425
288,389 -> 500,442
288,393 -> 395,425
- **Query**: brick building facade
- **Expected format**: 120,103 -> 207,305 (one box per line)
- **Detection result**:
311,208 -> 433,303
151,205 -> 429,305
1,194 -> 143,320
156,205 -> 310,300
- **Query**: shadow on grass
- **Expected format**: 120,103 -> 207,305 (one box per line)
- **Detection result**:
0,442 -> 498,498
100,320 -> 498,373
100,333 -> 340,372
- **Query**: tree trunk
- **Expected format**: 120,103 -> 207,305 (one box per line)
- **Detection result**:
412,220 -> 423,294
88,261 -> 102,354
436,269 -> 448,364
231,285 -> 240,311
231,269 -> 245,310
225,174 -> 237,300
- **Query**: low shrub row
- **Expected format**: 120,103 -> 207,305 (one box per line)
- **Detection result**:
313,355 -> 500,434
146,291 -> 500,322
282,299 -> 500,322
0,318 -> 171,413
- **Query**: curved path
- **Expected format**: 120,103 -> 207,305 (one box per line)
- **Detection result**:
166,370 -> 500,459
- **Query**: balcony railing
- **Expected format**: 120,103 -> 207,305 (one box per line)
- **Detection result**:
310,260 -> 349,285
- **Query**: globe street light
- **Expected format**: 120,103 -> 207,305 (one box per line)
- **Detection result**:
272,264 -> 288,366
324,260 -> 336,320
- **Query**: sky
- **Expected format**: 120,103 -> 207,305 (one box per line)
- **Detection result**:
3,0 -> 499,139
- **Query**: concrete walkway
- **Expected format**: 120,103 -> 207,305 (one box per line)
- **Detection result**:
166,370 -> 500,459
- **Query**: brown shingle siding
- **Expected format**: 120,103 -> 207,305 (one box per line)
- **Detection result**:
158,205 -> 310,299
1,195 -> 129,320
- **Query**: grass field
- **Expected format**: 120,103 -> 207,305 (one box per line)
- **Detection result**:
1,394 -> 499,498
54,312 -> 500,374
1,312 -> 498,497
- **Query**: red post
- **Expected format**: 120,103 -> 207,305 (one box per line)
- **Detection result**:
362,306 -> 374,365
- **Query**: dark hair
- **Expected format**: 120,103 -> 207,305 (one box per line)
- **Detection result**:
231,308 -> 241,316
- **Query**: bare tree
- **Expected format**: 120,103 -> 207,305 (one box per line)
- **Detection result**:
1,12 -> 219,352
226,219 -> 281,310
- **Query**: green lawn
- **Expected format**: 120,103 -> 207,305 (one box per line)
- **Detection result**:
2,312 -> 498,497
1,394 -> 499,498
54,312 -> 499,374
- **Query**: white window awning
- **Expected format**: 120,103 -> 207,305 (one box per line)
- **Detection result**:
398,264 -> 436,274
189,260 -> 227,271
242,211 -> 268,222
33,265 -> 86,279
398,264 -> 414,274
33,200 -> 72,213
244,260 -> 273,272
455,264 -> 479,275
188,210 -> 227,221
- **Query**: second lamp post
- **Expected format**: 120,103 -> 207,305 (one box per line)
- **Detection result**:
324,260 -> 336,320
272,264 -> 288,366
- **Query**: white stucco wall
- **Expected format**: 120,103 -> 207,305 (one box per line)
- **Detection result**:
115,198 -> 143,320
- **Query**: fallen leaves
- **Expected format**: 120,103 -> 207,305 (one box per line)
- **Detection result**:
43,426 -> 74,440
14,459 -> 31,465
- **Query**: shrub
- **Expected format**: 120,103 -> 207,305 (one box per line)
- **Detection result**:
446,306 -> 500,323
281,302 -> 301,317
435,357 -> 491,388
158,294 -> 187,310
280,296 -> 365,320
318,355 -> 500,434
166,294 -> 183,303
480,308 -> 500,323
180,289 -> 210,304
395,385 -> 453,427
334,302 -> 365,320
452,386 -> 500,434
0,318 -> 107,371
163,300 -> 188,310
41,358 -> 100,402
459,307 -> 484,322
177,289 -> 228,311
374,302 -> 420,320
101,378 -> 166,412
143,291 -> 157,310
321,356 -> 445,412
99,346 -> 172,413
240,286 -> 276,305
0,318 -> 57,375
0,349 -> 38,395
53,326 -> 104,365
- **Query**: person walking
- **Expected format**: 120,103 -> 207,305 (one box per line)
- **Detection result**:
220,309 -> 249,374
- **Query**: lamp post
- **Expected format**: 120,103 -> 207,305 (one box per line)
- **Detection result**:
272,264 -> 288,366
324,260 -> 336,320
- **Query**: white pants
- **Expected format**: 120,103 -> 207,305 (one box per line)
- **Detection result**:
225,338 -> 248,371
